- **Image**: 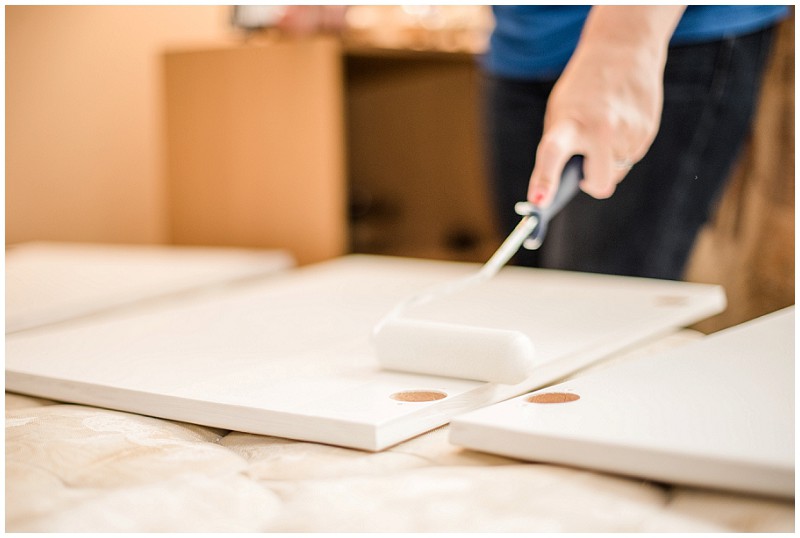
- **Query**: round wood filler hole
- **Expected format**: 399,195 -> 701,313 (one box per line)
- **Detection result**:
655,295 -> 688,307
390,390 -> 447,402
527,392 -> 580,404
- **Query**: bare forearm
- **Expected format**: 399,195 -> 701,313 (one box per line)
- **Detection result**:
580,6 -> 685,59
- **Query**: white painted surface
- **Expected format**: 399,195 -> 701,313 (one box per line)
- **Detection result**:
6,255 -> 725,450
450,307 -> 795,498
5,241 -> 295,333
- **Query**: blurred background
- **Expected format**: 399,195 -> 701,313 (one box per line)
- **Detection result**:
5,5 -> 795,332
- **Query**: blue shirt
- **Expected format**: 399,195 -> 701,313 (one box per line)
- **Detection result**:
484,5 -> 789,80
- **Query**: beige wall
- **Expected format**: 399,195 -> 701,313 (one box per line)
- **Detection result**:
6,5 -> 233,245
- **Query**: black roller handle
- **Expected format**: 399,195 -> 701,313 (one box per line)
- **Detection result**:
514,155 -> 585,250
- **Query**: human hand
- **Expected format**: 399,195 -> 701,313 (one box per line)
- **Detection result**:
527,6 -> 684,207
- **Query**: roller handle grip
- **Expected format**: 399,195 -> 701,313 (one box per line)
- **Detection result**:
543,154 -> 584,220
516,155 -> 585,250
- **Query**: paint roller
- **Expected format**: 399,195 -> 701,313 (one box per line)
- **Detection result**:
373,156 -> 585,384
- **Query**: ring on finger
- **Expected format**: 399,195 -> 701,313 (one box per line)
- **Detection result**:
613,158 -> 635,171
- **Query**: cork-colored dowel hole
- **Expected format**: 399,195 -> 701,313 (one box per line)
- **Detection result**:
390,390 -> 447,402
655,295 -> 688,307
527,392 -> 580,404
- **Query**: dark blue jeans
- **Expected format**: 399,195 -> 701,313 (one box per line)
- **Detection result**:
482,26 -> 777,280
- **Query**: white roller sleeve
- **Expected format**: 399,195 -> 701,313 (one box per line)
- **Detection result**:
373,319 -> 536,384
372,215 -> 540,384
